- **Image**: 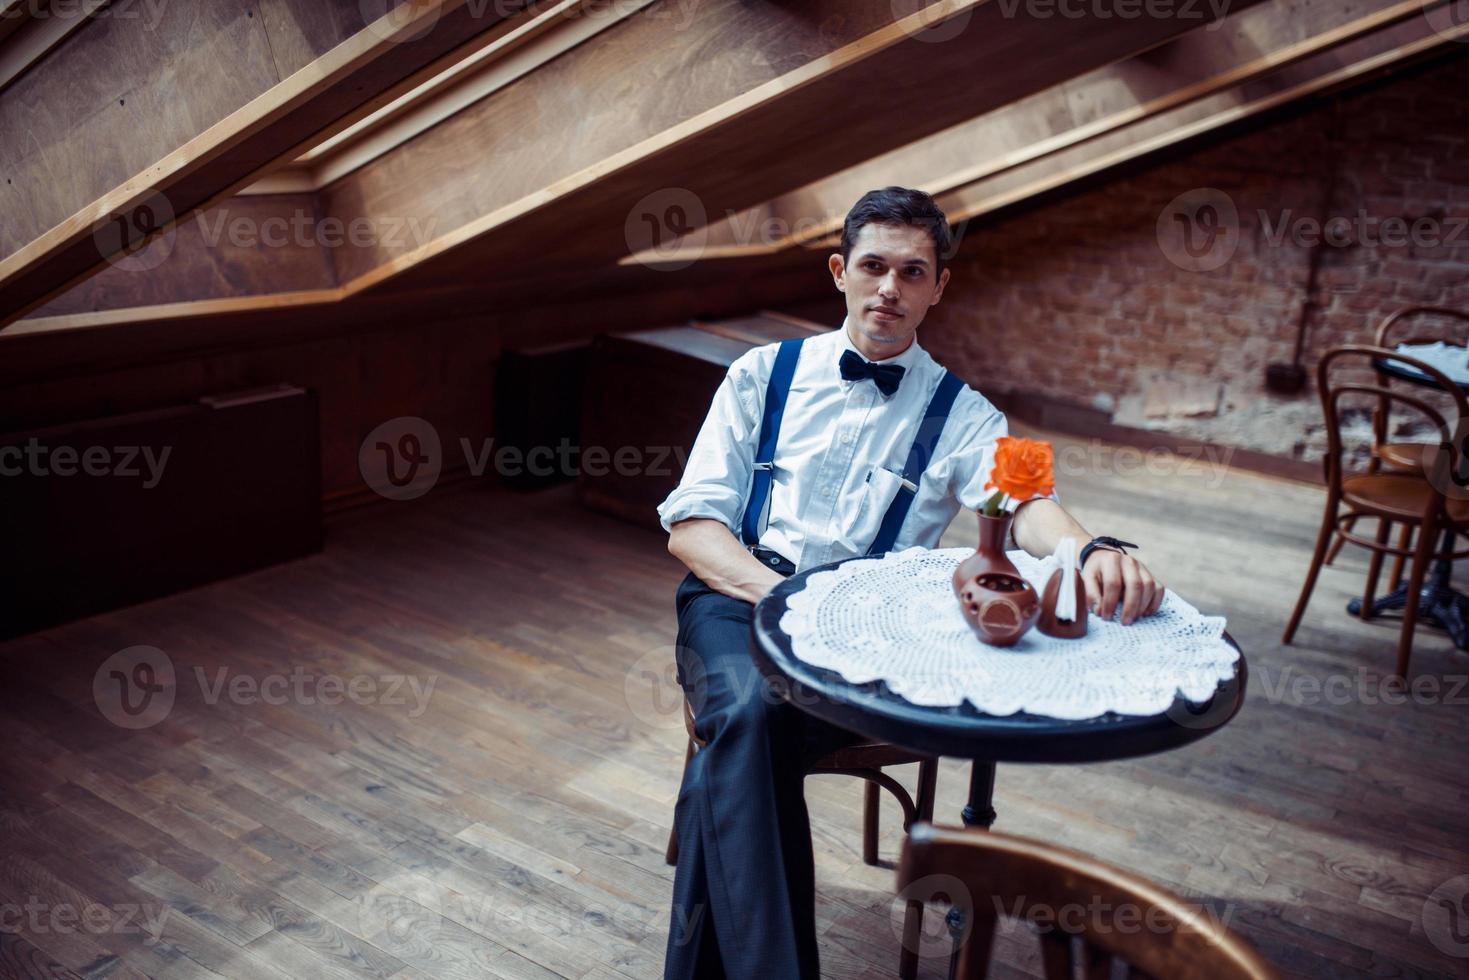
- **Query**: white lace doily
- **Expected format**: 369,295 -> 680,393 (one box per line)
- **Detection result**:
779,547 -> 1238,721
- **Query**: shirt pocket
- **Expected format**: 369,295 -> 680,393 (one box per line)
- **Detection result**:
847,466 -> 908,554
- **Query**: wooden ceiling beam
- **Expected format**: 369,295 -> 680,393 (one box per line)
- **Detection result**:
339,0 -> 1260,299
0,246 -> 829,384
0,0 -> 1268,372
936,12 -> 1469,229
0,0 -> 40,47
632,0 -> 1447,263
7,9 -> 1462,381
0,0 -> 528,327
0,0 -> 100,97
242,0 -> 660,195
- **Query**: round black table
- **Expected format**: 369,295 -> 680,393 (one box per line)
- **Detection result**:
1372,354 -> 1469,392
750,556 -> 1247,830
1356,355 -> 1469,649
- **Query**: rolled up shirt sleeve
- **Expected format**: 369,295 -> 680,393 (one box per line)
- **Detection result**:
656,349 -> 764,534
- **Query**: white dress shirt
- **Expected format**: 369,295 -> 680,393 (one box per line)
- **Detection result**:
657,318 -> 1056,572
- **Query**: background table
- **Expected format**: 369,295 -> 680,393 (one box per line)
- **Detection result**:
751,555 -> 1247,829
1361,353 -> 1469,648
1373,351 -> 1469,392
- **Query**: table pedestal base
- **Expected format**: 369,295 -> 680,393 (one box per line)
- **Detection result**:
945,762 -> 997,979
960,762 -> 997,829
1346,527 -> 1469,651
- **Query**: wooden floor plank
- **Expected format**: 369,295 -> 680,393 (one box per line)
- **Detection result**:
3,423 -> 1467,978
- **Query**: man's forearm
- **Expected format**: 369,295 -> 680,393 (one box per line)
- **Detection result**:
1010,497 -> 1091,559
668,518 -> 785,604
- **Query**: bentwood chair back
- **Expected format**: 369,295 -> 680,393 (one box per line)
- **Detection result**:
1374,305 -> 1469,347
1367,305 -> 1469,475
1325,307 -> 1469,570
1283,344 -> 1469,676
897,823 -> 1280,980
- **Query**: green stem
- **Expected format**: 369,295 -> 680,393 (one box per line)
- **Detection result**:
980,490 -> 1010,518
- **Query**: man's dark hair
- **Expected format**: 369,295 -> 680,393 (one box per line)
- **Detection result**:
840,186 -> 954,279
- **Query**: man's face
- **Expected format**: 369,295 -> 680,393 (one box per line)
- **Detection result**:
829,221 -> 951,355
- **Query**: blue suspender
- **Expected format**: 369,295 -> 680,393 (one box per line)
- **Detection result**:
866,370 -> 963,556
740,338 -> 805,546
738,339 -> 963,556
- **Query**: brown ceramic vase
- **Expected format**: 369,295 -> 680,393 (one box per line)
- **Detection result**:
952,512 -> 1039,646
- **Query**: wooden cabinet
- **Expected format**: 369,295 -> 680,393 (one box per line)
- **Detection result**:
577,312 -> 830,529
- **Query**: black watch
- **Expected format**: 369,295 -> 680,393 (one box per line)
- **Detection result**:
1079,536 -> 1138,567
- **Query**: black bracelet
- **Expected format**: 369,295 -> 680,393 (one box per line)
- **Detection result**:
1079,536 -> 1138,568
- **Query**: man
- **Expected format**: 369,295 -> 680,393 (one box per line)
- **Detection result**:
656,187 -> 1163,978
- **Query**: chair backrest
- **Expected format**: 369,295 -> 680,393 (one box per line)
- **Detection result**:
1316,345 -> 1469,490
1374,305 -> 1469,348
1366,309 -> 1469,450
897,823 -> 1279,980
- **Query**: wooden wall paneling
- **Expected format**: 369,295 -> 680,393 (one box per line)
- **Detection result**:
15,0 -> 1435,326
652,0 -> 1437,262
577,329 -> 746,529
254,0 -> 372,79
341,0 -> 1265,300
28,192 -> 340,317
0,313 -> 501,505
0,3 -> 281,255
15,0 -> 662,318
935,14 -> 1469,230
0,0 -> 1255,340
0,231 -> 833,383
319,314 -> 501,502
0,384 -> 321,640
578,314 -> 831,528
0,0 -> 38,47
260,0 -> 661,194
0,0 -> 99,98
318,0 -> 952,285
0,0 -> 526,325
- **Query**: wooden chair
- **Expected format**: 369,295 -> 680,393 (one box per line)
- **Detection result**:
1283,344 -> 1469,677
666,696 -> 939,979
1325,306 -> 1469,577
896,823 -> 1279,979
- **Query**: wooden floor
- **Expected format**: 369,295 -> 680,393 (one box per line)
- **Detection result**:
3,424 -> 1468,980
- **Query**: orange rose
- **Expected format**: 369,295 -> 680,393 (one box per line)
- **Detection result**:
984,436 -> 1055,502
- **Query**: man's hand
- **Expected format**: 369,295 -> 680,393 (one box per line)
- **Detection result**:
1082,548 -> 1164,625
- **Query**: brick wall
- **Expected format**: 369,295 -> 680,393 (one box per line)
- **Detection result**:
916,51 -> 1469,467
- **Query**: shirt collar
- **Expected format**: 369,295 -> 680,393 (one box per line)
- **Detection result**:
836,315 -> 927,372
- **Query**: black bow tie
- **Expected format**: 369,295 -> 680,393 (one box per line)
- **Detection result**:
839,349 -> 906,397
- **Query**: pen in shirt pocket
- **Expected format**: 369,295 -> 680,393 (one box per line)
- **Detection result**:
869,466 -> 917,492
863,467 -> 910,499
